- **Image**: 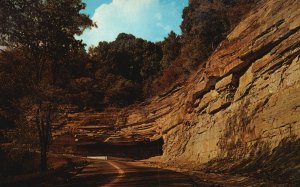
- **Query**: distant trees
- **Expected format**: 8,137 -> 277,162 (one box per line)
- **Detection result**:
150,0 -> 259,95
179,0 -> 259,67
81,0 -> 259,101
0,0 -> 93,171
91,33 -> 162,82
88,33 -> 163,107
159,31 -> 181,70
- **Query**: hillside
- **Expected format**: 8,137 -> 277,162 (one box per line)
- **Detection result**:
53,0 -> 300,184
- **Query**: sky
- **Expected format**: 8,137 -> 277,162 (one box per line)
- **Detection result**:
78,0 -> 188,48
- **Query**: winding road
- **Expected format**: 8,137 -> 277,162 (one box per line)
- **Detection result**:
68,158 -> 195,187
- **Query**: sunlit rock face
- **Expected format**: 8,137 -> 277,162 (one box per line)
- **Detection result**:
54,0 -> 300,169
161,0 -> 300,163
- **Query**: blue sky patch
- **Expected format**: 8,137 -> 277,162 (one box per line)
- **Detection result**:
78,0 -> 188,47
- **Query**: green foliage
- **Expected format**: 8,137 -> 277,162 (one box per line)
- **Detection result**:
87,33 -> 163,107
180,0 -> 259,65
159,31 -> 181,70
0,0 -> 92,50
0,0 -> 93,85
149,0 -> 259,95
0,0 -> 93,171
90,33 -> 162,82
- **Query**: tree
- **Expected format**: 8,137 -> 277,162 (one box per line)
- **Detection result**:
159,31 -> 181,70
0,0 -> 93,171
88,33 -> 163,107
0,50 -> 29,143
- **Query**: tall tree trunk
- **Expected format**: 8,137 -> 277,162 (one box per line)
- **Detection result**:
36,103 -> 53,172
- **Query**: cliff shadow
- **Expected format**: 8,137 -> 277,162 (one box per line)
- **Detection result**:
204,136 -> 300,185
75,138 -> 164,160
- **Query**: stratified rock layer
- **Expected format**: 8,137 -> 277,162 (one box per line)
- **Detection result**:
54,0 -> 300,169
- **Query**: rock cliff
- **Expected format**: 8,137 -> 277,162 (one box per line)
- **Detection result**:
54,0 -> 300,181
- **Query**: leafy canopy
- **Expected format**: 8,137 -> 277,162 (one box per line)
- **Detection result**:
0,0 -> 93,57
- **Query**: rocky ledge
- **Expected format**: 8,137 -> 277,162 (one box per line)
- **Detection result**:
53,0 -> 300,184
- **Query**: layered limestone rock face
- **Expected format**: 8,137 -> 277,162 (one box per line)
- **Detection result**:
54,0 -> 300,165
163,0 -> 300,163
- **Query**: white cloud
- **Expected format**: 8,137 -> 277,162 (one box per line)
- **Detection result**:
77,0 -> 186,47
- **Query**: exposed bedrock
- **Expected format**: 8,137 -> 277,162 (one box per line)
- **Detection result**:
53,0 -> 300,171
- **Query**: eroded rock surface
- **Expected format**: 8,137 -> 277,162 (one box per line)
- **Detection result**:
53,0 -> 300,183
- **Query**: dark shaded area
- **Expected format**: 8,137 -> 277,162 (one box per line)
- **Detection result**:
0,154 -> 87,187
0,149 -> 39,176
205,137 -> 300,185
0,117 -> 15,129
76,138 -> 164,160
